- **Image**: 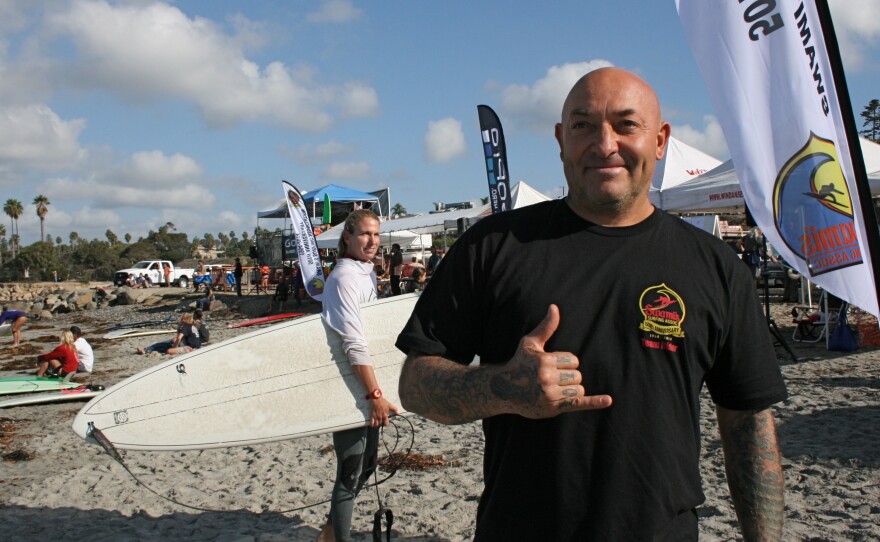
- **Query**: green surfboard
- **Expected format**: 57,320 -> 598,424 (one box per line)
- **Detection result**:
0,374 -> 81,395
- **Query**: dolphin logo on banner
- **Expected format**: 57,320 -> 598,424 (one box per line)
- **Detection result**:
773,133 -> 861,276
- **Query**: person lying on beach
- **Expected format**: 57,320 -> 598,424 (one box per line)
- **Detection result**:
0,307 -> 28,347
137,313 -> 201,356
36,330 -> 79,377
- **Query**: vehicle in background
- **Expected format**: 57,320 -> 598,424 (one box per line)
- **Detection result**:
114,260 -> 195,289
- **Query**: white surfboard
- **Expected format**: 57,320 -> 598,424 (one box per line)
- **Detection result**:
0,384 -> 104,408
103,328 -> 177,340
72,294 -> 418,451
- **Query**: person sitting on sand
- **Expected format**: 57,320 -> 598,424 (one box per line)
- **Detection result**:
193,309 -> 210,346
69,326 -> 94,374
36,330 -> 79,377
137,313 -> 201,356
0,307 -> 28,347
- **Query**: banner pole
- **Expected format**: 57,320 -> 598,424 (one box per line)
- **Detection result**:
813,0 -> 880,313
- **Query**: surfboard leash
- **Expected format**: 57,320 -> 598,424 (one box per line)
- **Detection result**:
368,414 -> 416,542
87,416 -> 415,522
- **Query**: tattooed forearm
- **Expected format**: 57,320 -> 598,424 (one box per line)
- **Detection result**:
716,406 -> 785,542
399,354 -> 506,424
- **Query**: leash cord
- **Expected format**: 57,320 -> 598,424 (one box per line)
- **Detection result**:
89,415 -> 414,515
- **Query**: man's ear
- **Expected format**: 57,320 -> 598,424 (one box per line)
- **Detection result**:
656,122 -> 671,160
554,123 -> 565,161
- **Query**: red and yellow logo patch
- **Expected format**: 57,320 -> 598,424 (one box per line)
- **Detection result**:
639,284 -> 686,352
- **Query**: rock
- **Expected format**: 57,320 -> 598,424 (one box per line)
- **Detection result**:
70,291 -> 94,308
39,310 -> 53,320
114,289 -> 136,306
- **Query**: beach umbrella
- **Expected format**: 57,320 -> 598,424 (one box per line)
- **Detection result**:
323,193 -> 331,224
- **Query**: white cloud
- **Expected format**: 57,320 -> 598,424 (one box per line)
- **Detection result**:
500,60 -> 614,133
122,151 -> 204,186
0,105 -> 86,170
39,149 -> 211,209
670,116 -> 729,160
321,161 -> 370,180
338,81 -> 380,118
71,206 -> 123,231
829,0 -> 880,71
45,0 -> 378,131
288,140 -> 356,165
307,0 -> 364,24
424,117 -> 467,164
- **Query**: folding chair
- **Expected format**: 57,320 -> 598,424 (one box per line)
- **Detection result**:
791,290 -> 845,343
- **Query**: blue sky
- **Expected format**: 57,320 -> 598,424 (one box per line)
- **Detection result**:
1,0 -> 877,244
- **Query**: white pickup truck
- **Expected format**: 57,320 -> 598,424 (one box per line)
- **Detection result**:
114,260 -> 195,289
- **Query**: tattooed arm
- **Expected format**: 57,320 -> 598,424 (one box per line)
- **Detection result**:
398,305 -> 613,425
716,406 -> 785,542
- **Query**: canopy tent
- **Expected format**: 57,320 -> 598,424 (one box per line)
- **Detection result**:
510,180 -> 553,208
257,184 -> 382,220
315,181 -> 552,247
648,136 -> 721,207
316,229 -> 432,250
656,136 -> 880,212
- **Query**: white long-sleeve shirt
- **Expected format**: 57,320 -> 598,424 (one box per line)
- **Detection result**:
321,258 -> 377,366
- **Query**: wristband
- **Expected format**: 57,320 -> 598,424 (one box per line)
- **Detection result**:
365,388 -> 382,400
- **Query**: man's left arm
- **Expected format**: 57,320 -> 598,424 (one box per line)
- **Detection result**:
716,406 -> 784,542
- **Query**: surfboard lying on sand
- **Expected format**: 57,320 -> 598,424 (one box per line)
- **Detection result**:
105,314 -> 174,331
103,328 -> 177,340
227,312 -> 304,329
0,384 -> 105,408
72,294 -> 417,451
0,374 -> 82,395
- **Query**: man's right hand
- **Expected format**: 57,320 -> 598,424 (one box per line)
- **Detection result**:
495,304 -> 613,419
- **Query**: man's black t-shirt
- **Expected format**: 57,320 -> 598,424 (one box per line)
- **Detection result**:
396,200 -> 787,541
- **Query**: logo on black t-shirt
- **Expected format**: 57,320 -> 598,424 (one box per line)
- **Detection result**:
638,284 -> 685,352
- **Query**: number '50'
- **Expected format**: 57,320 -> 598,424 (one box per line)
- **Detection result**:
741,0 -> 784,41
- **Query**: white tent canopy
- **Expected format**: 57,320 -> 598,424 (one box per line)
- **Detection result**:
656,137 -> 880,212
510,180 -> 553,208
316,229 -> 433,250
315,181 -> 552,247
648,136 -> 721,208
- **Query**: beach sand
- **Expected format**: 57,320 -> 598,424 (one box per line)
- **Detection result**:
1,289 -> 878,541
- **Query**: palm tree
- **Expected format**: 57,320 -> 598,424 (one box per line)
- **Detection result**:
33,195 -> 50,243
69,231 -> 79,251
124,233 -> 132,244
391,203 -> 407,218
3,199 -> 23,258
0,224 -> 5,265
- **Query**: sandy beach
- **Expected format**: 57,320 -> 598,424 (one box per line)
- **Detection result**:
1,285 -> 878,541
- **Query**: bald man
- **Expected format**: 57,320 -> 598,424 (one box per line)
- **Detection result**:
396,68 -> 786,541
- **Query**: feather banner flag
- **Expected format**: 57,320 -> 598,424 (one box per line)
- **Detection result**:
676,0 -> 880,317
478,105 -> 512,214
282,180 -> 324,301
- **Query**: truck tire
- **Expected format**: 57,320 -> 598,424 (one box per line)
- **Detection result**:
177,276 -> 189,289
